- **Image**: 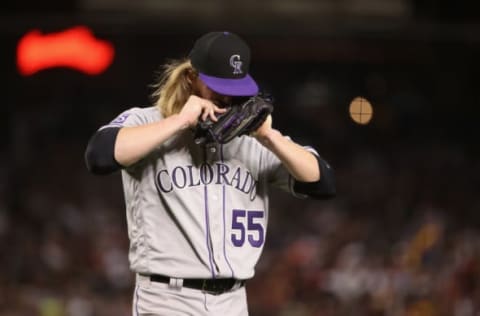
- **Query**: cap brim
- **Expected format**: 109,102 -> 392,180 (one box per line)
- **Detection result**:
199,73 -> 259,96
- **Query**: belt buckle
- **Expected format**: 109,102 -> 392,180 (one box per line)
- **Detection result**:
201,279 -> 226,296
201,279 -> 209,293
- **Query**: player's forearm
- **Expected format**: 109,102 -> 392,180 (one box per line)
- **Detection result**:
114,114 -> 189,167
256,129 -> 320,182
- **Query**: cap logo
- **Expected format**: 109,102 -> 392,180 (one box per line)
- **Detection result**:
229,54 -> 243,75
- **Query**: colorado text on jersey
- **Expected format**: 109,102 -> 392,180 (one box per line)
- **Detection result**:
155,162 -> 258,201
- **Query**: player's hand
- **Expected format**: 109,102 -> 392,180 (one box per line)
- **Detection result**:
252,114 -> 273,139
252,115 -> 283,147
179,95 -> 227,128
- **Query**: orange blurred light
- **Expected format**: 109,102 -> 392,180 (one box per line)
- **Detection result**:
17,26 -> 115,76
349,96 -> 373,125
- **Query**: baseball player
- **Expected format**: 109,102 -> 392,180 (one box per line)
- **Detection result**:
85,31 -> 335,316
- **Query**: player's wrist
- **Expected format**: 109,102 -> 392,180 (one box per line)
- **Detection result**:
254,128 -> 282,147
172,113 -> 192,130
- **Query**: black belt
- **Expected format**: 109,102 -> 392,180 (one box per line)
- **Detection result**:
145,274 -> 246,295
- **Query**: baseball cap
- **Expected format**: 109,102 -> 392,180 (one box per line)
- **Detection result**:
189,31 -> 259,96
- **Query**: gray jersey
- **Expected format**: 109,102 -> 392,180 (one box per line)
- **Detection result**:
101,106 -> 315,280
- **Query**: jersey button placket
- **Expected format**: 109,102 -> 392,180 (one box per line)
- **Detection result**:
210,192 -> 223,267
214,220 -> 222,262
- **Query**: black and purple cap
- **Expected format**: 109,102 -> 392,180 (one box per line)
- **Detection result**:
189,31 -> 259,97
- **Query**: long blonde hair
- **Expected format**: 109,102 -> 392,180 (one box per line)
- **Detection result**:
151,59 -> 197,117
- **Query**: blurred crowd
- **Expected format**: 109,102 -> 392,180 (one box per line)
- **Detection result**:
248,142 -> 480,316
1,66 -> 479,316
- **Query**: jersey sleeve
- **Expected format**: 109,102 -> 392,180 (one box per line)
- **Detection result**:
99,107 -> 147,130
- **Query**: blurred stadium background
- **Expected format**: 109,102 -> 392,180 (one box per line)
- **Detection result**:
1,0 -> 480,315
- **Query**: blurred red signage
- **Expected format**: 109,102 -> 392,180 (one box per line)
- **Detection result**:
17,26 -> 115,76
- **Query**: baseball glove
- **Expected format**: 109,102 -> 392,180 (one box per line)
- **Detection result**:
194,95 -> 274,145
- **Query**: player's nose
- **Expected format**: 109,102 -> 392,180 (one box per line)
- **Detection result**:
213,94 -> 232,108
